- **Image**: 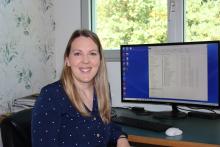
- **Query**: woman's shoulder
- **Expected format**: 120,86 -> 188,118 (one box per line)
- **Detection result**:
34,80 -> 65,111
41,80 -> 62,92
37,80 -> 65,104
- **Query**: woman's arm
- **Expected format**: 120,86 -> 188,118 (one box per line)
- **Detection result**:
31,87 -> 61,147
109,122 -> 130,147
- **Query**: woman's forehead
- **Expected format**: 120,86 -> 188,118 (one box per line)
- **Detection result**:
71,36 -> 98,47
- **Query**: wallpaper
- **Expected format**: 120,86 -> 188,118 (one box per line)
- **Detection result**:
0,0 -> 56,113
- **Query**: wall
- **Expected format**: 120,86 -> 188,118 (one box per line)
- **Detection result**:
0,0 -> 56,113
0,0 -> 82,114
54,0 -> 81,77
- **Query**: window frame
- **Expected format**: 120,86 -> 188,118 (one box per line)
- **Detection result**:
81,0 -> 184,62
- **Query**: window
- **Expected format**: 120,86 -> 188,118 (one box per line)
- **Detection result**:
94,0 -> 167,50
81,0 -> 220,61
185,0 -> 220,41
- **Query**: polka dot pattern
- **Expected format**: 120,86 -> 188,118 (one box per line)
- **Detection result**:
32,81 -> 123,147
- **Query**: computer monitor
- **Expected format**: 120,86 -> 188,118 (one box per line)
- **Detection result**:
121,41 -> 220,119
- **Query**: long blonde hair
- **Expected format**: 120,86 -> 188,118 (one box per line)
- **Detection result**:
60,29 -> 111,123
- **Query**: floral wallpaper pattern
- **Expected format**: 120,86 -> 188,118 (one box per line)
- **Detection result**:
0,0 -> 56,113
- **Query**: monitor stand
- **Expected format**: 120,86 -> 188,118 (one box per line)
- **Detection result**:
153,104 -> 187,119
131,107 -> 152,115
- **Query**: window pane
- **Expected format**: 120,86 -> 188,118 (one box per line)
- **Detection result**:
94,0 -> 167,50
185,0 -> 220,41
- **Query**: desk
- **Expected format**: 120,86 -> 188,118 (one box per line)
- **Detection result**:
113,108 -> 220,147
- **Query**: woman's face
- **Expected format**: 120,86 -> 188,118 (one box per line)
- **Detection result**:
66,36 -> 100,85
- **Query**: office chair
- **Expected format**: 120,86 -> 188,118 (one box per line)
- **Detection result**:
0,108 -> 32,147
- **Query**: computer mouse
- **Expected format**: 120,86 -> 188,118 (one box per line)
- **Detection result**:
165,127 -> 183,136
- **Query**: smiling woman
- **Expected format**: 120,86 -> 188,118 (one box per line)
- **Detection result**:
31,29 -> 130,147
66,36 -> 100,87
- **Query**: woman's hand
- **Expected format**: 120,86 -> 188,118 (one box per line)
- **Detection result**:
117,135 -> 130,147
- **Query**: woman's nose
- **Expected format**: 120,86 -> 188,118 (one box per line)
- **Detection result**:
82,55 -> 89,63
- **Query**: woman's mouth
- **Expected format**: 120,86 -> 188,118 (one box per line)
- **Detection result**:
79,67 -> 92,73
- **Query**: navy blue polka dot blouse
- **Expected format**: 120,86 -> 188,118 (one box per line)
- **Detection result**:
31,81 -> 123,147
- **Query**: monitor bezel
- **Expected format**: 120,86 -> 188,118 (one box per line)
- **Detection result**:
120,41 -> 220,109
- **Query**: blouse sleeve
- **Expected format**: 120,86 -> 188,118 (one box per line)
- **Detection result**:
108,122 -> 124,144
31,86 -> 61,147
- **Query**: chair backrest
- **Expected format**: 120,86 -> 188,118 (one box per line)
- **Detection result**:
1,108 -> 32,147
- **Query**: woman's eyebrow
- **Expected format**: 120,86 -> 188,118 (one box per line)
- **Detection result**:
70,48 -> 98,52
89,49 -> 99,52
71,49 -> 81,52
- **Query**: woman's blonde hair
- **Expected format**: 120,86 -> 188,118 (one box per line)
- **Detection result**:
60,29 -> 111,123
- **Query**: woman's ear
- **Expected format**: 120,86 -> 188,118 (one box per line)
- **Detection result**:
65,58 -> 70,66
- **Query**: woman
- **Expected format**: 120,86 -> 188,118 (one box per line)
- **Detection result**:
32,29 -> 130,147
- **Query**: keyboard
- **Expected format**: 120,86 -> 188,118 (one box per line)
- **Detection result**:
112,116 -> 172,132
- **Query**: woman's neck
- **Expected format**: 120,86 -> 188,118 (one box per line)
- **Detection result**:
74,79 -> 93,90
74,80 -> 94,111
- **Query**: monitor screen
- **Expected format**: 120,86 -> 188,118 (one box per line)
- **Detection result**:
121,41 -> 220,118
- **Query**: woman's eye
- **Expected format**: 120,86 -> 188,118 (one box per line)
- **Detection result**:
73,52 -> 80,56
90,52 -> 98,56
90,52 -> 99,56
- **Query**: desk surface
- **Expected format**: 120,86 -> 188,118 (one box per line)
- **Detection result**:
113,107 -> 220,147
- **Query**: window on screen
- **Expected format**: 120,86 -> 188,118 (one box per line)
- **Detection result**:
148,44 -> 207,100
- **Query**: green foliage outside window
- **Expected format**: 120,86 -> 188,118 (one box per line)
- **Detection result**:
95,0 -> 167,49
186,0 -> 220,41
95,0 -> 220,50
